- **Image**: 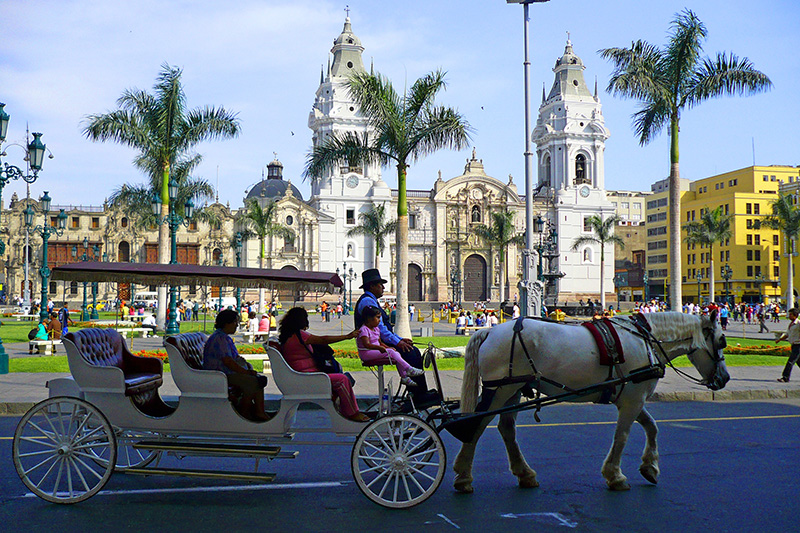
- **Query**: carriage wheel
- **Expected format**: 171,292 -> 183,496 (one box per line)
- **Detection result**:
13,397 -> 116,504
89,429 -> 160,471
351,414 -> 445,509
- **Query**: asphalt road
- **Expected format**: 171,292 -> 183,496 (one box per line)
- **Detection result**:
1,400 -> 798,532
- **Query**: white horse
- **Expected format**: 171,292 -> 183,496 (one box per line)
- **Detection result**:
452,311 -> 729,493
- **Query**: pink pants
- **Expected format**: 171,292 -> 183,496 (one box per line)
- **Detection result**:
328,373 -> 359,417
358,348 -> 412,377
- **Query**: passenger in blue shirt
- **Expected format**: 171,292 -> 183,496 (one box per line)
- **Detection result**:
354,269 -> 437,405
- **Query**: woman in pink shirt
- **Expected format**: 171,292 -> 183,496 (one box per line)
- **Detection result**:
258,314 -> 271,333
279,307 -> 368,422
357,306 -> 424,387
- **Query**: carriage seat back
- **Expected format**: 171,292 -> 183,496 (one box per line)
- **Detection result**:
165,332 -> 208,370
65,328 -> 163,397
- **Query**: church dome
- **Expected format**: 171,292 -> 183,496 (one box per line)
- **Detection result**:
245,157 -> 304,201
334,17 -> 362,47
555,39 -> 584,68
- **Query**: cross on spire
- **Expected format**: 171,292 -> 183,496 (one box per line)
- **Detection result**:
273,151 -> 278,160
566,30 -> 571,44
345,5 -> 350,18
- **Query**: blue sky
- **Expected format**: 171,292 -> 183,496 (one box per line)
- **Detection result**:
1,0 -> 797,209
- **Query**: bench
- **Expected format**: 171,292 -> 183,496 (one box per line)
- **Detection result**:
462,325 -> 491,335
64,328 -> 170,415
242,331 -> 272,344
29,339 -> 63,355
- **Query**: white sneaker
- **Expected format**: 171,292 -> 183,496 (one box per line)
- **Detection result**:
406,367 -> 425,377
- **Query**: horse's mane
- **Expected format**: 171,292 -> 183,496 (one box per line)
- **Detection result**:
640,312 -> 707,352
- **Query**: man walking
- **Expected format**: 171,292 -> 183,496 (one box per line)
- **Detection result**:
775,307 -> 800,382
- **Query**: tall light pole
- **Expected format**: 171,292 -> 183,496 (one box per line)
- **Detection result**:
233,231 -> 245,311
72,236 -> 94,321
506,0 -> 551,316
151,178 -> 194,334
721,263 -> 733,305
0,104 -> 48,373
696,271 -> 703,305
24,192 -> 67,323
755,272 -> 765,304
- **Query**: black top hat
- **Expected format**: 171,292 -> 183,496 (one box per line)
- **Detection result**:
360,268 -> 387,289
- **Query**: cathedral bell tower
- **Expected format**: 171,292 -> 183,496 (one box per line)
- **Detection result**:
532,37 -> 615,303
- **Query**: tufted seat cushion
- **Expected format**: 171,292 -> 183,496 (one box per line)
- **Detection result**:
65,328 -> 163,399
165,332 -> 208,370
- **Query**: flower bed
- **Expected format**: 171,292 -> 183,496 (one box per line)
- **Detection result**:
724,344 -> 789,356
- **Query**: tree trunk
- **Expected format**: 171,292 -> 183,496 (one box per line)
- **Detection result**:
788,238 -> 795,309
156,164 -> 170,331
600,246 -> 606,311
394,164 -> 411,339
668,115 -> 682,311
499,248 -> 505,306
709,247 -> 715,303
258,236 -> 265,313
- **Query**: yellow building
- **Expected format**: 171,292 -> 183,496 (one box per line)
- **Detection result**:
678,165 -> 800,305
643,177 -> 690,301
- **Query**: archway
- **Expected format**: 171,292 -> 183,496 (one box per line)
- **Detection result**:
463,254 -> 487,302
118,241 -> 130,262
408,264 -> 423,302
278,265 -> 300,303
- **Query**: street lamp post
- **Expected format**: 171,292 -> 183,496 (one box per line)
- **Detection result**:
72,236 -> 95,321
151,178 -> 195,335
233,231 -> 245,311
533,214 -> 546,281
0,104 -> 47,373
696,271 -> 703,305
755,272 -> 765,304
336,262 -> 358,315
721,264 -> 733,305
24,192 -> 67,323
506,0 -> 551,317
643,272 -> 649,303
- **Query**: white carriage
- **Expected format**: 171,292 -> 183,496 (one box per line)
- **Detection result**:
12,263 -> 454,508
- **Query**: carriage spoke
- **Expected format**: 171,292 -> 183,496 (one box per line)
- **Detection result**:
42,411 -> 63,443
69,456 -> 94,492
19,435 -> 58,449
362,439 -> 391,457
22,453 -> 58,477
407,468 -> 427,493
18,449 -> 60,459
27,420 -> 58,444
401,470 -> 413,501
407,464 -> 437,482
73,424 -> 105,446
66,454 -> 74,498
49,458 -> 65,496
392,470 -> 399,503
365,467 -> 390,489
56,402 -> 67,438
378,470 -> 394,499
357,461 -> 391,475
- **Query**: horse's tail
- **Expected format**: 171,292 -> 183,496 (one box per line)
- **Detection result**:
461,328 -> 492,413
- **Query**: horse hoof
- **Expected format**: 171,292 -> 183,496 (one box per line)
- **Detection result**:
518,475 -> 539,489
454,476 -> 474,494
639,464 -> 659,484
607,478 -> 630,491
454,482 -> 474,494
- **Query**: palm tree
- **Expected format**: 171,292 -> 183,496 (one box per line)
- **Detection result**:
240,198 -> 294,312
472,209 -> 525,305
571,215 -> 624,310
304,70 -> 471,338
684,206 -> 732,303
762,193 -> 800,308
83,63 -> 240,328
346,203 -> 397,269
600,9 -> 771,311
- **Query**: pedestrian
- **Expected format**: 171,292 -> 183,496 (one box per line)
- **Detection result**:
719,303 -> 729,331
758,310 -> 769,333
775,308 -> 800,382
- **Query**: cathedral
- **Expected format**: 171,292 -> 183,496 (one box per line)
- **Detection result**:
1,18 -> 614,307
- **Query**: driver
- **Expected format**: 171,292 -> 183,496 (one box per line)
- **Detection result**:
354,269 -> 439,406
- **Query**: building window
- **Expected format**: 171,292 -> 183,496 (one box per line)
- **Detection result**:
543,154 -> 552,185
49,216 -> 58,227
286,215 -> 293,226
188,220 -> 197,231
755,235 -> 761,245
633,203 -> 641,210
753,203 -> 760,215
775,266 -> 780,278
91,217 -> 100,229
747,265 -> 753,276
747,250 -> 753,261
746,219 -> 753,229
70,281 -> 78,295
49,281 -> 57,294
583,217 -> 593,232
471,205 -> 481,223
409,213 -> 417,230
283,232 -> 295,253
621,202 -> 629,209
774,250 -> 780,261
774,235 -> 780,245
71,217 -> 80,229
747,235 -> 753,245
121,217 -> 128,228
346,208 -> 355,225
755,250 -> 761,261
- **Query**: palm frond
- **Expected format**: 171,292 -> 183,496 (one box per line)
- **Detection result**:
684,52 -> 772,107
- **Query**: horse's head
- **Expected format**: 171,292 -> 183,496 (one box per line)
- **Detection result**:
691,309 -> 730,391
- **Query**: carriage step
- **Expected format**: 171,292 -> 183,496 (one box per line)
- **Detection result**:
124,467 -> 277,483
132,440 -> 296,459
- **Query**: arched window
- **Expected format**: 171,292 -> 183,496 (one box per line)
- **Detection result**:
121,217 -> 128,228
471,205 -> 481,223
69,281 -> 79,295
575,154 -> 589,185
543,154 -> 551,186
212,248 -> 223,265
283,231 -> 296,253
582,247 -> 593,263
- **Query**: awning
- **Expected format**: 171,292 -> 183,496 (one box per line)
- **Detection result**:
51,262 -> 343,292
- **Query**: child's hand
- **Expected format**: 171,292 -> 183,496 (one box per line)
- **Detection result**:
348,329 -> 359,339
379,347 -> 387,353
